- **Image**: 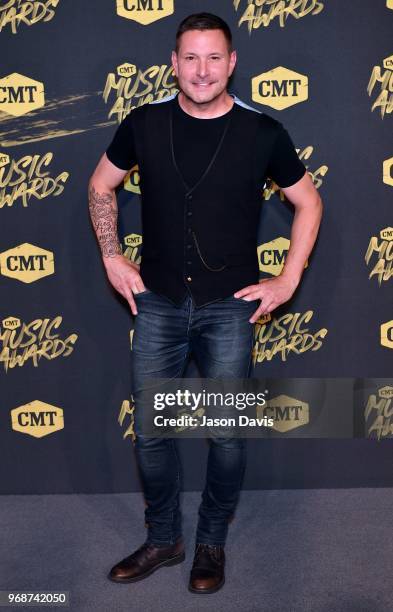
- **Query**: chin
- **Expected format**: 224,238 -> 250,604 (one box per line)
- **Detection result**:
182,85 -> 222,105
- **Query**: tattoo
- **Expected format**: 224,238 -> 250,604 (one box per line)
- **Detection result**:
88,185 -> 122,257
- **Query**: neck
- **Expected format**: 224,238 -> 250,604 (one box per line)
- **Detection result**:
178,90 -> 234,119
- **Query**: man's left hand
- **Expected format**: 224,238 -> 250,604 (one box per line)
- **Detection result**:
234,275 -> 299,323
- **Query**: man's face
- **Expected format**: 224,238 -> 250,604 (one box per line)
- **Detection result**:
172,29 -> 236,105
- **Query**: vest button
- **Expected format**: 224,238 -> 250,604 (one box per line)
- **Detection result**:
187,194 -> 193,200
187,211 -> 192,216
186,276 -> 192,282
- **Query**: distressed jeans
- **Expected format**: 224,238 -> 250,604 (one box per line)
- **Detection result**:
131,289 -> 256,547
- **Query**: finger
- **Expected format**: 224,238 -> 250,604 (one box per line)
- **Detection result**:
127,292 -> 138,316
259,300 -> 275,315
130,277 -> 145,294
240,291 -> 262,302
249,304 -> 265,323
234,285 -> 259,298
133,282 -> 145,294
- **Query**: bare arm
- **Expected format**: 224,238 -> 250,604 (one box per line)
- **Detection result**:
234,171 -> 323,322
278,170 -> 323,289
88,154 -> 146,314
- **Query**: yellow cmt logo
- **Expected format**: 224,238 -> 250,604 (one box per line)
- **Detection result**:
0,73 -> 45,117
257,237 -> 308,276
380,320 -> 393,349
0,242 -> 54,283
383,157 -> 393,186
379,386 -> 393,399
380,227 -> 393,241
2,316 -> 20,329
257,394 -> 309,432
124,233 -> 142,247
117,63 -> 137,77
387,0 -> 393,10
123,233 -> 142,265
116,0 -> 174,24
11,400 -> 64,438
252,66 -> 308,110
383,55 -> 393,70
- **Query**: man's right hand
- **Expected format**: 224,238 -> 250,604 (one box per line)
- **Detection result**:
103,254 -> 146,315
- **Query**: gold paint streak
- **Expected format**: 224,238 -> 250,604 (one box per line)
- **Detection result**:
2,121 -> 116,147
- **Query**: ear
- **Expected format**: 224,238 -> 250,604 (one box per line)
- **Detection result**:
171,50 -> 178,77
229,49 -> 237,77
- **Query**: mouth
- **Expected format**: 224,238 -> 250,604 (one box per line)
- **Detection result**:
192,82 -> 213,87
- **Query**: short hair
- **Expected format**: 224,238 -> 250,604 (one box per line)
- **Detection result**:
175,12 -> 233,54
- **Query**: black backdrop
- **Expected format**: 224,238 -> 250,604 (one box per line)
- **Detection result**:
1,0 -> 392,494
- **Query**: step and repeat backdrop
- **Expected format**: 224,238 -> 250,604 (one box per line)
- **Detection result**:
1,1 -> 392,494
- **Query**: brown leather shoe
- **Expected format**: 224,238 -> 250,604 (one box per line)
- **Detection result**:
108,539 -> 185,583
188,543 -> 225,594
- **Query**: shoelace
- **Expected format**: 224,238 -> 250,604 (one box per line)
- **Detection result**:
194,543 -> 223,565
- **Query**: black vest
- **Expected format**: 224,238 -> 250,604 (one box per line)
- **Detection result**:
133,94 -> 280,308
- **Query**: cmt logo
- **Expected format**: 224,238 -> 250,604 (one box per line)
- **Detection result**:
123,233 -> 142,266
2,316 -> 20,330
11,401 -> 64,438
252,66 -> 308,110
383,157 -> 393,186
383,55 -> 393,70
380,227 -> 393,241
117,63 -> 137,77
0,242 -> 54,283
116,0 -> 174,24
257,237 -> 308,276
379,386 -> 393,399
124,233 -> 142,247
381,320 -> 393,349
257,394 -> 309,432
0,73 -> 45,117
388,0 -> 393,9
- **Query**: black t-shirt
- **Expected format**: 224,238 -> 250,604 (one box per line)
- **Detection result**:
106,94 -> 306,189
172,96 -> 232,188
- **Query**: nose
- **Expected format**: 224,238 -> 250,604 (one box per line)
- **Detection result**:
196,58 -> 208,78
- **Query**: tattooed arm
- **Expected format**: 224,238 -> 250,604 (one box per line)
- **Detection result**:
88,153 -> 146,315
88,184 -> 122,258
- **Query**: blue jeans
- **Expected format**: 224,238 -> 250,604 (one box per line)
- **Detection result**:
131,289 -> 256,547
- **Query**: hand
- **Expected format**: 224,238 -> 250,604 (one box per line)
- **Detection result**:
103,254 -> 146,315
234,275 -> 299,323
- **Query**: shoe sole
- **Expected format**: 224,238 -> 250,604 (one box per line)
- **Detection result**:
108,551 -> 185,583
188,576 -> 225,594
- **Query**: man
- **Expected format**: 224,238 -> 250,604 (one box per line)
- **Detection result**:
89,13 -> 322,595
